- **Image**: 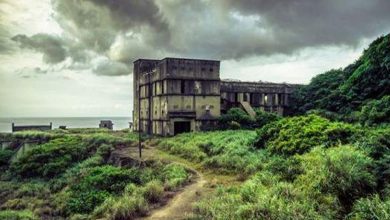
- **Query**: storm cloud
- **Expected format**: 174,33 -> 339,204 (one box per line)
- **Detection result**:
4,0 -> 390,76
12,34 -> 67,64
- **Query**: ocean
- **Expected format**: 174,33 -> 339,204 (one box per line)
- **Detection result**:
0,117 -> 132,133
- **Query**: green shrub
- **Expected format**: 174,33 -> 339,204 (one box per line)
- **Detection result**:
142,180 -> 164,203
65,165 -> 141,214
0,149 -> 14,166
159,130 -> 261,174
348,195 -> 390,220
91,195 -> 148,220
161,163 -> 189,190
264,156 -> 303,182
296,146 -> 376,212
256,114 -> 359,155
218,108 -> 280,130
10,136 -> 89,178
0,210 -> 38,220
356,127 -> 390,191
194,172 -> 333,220
218,108 -> 255,129
359,96 -> 390,126
254,109 -> 281,128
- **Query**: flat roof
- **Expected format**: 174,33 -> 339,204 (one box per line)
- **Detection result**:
162,57 -> 220,62
134,57 -> 220,63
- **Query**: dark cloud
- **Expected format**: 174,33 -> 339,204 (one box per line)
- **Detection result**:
221,0 -> 390,52
51,0 -> 169,53
0,25 -> 13,53
12,34 -> 67,64
93,60 -> 130,76
6,0 -> 390,77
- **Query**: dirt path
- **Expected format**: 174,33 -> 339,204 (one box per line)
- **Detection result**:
141,167 -> 206,220
120,145 -> 208,220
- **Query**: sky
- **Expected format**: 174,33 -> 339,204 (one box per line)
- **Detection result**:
0,0 -> 389,117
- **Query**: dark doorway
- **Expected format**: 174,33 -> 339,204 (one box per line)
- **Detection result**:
174,121 -> 191,135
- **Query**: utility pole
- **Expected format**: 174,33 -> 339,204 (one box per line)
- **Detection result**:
138,72 -> 142,158
138,71 -> 152,159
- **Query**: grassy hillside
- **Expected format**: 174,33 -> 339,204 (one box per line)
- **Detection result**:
290,33 -> 390,125
158,116 -> 389,219
0,129 -> 191,220
158,34 -> 390,218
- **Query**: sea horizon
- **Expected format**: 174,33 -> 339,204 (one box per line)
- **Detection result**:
0,116 -> 132,133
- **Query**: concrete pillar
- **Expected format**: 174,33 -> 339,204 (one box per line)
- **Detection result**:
275,94 -> 279,106
268,94 -> 273,106
284,94 -> 289,106
261,94 -> 265,105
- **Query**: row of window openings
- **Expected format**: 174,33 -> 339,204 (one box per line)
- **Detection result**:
172,66 -> 214,72
140,104 -> 214,116
141,80 -> 203,96
238,94 -> 285,105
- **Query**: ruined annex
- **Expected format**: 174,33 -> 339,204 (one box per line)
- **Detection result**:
133,58 -> 299,136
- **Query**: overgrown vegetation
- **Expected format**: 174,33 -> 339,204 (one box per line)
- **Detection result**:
2,33 -> 389,220
217,107 -> 280,130
290,33 -> 390,125
0,129 -> 191,219
182,33 -> 390,219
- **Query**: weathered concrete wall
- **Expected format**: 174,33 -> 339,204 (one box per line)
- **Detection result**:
133,58 -> 299,136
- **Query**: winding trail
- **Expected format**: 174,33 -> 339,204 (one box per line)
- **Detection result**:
118,144 -> 209,220
141,168 -> 206,220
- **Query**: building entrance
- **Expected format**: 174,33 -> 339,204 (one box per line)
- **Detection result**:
174,121 -> 191,135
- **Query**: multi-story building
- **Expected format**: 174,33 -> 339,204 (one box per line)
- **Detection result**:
133,57 -> 299,136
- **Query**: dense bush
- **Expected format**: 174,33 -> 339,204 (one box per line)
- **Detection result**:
0,210 -> 38,220
356,127 -> 390,191
193,145 -> 377,219
296,146 -> 376,213
218,107 -> 280,130
159,130 -> 263,174
10,136 -> 89,178
256,114 -> 359,155
65,165 -> 141,214
194,172 -> 333,220
161,163 -> 190,190
359,96 -> 390,126
218,108 -> 256,129
0,149 -> 14,166
348,195 -> 390,219
290,34 -> 390,121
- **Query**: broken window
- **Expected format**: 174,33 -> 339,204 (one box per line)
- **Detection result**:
181,80 -> 185,94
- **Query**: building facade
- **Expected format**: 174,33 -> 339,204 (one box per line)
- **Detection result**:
133,57 -> 298,136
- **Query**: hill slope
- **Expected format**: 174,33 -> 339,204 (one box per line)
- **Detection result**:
291,33 -> 390,124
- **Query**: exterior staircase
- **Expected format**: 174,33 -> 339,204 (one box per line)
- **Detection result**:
239,101 -> 256,118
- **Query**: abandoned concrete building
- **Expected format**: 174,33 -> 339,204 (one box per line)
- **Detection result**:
133,57 -> 298,136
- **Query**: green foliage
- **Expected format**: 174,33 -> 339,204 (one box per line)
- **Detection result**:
193,146 -> 376,219
91,193 -> 148,220
359,96 -> 390,126
356,127 -> 390,191
159,130 -> 263,174
65,165 -> 141,214
218,108 -> 256,129
296,146 -> 376,212
348,195 -> 390,220
0,210 -> 38,220
0,149 -> 14,166
161,163 -> 189,190
194,172 -> 335,220
290,34 -> 390,122
141,180 -> 164,203
256,114 -> 359,155
218,107 -> 280,130
10,136 -> 89,178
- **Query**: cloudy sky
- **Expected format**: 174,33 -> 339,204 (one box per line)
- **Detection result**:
0,0 -> 389,117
